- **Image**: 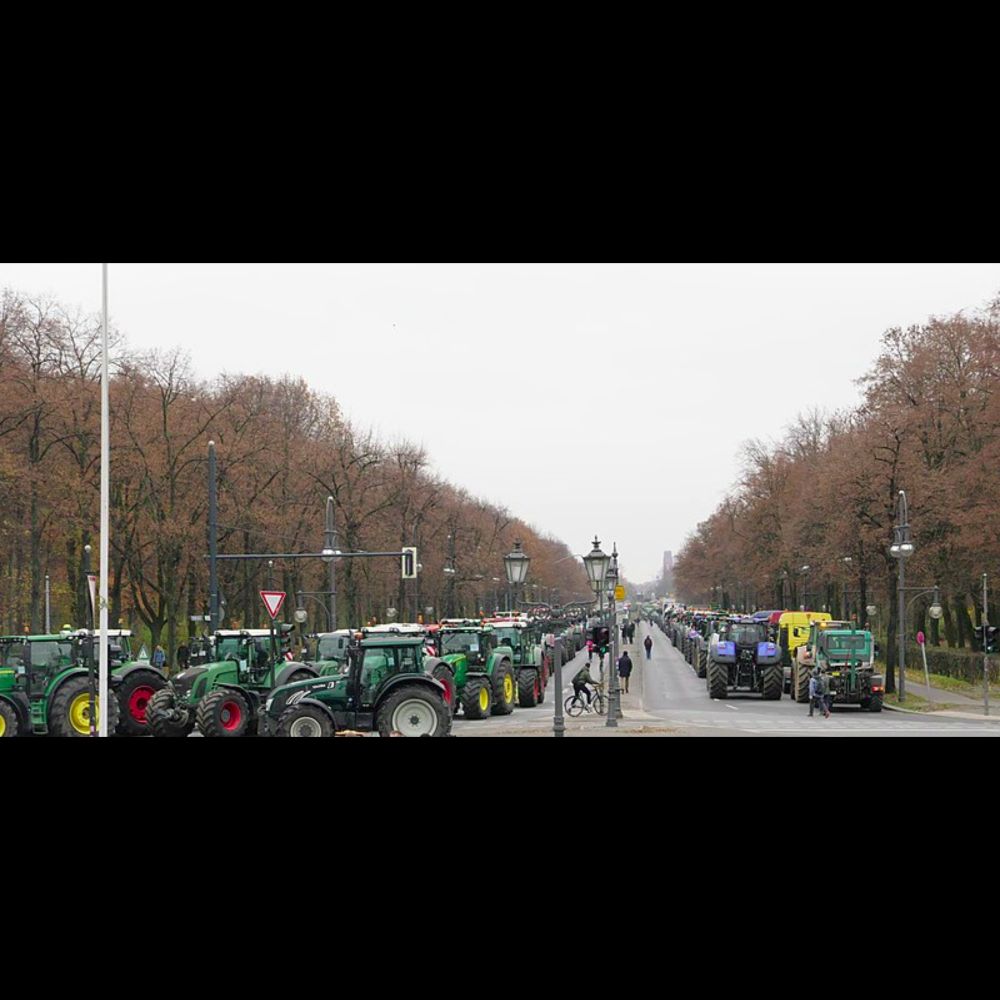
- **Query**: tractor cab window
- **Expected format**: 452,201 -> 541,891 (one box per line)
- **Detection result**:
317,636 -> 346,662
442,632 -> 478,657
359,649 -> 395,702
32,641 -> 69,670
397,645 -> 420,673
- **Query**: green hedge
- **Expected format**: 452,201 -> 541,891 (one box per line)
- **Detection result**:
904,645 -> 995,685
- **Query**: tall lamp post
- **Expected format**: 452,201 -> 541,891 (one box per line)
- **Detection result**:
605,544 -> 621,728
890,490 -> 915,701
583,535 -> 611,677
799,565 -> 811,612
504,540 -> 530,619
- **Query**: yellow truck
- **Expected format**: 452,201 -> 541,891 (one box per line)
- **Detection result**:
773,611 -> 831,694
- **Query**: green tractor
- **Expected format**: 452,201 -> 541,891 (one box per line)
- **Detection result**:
0,633 -> 120,737
435,620 -> 516,720
145,626 -> 318,737
261,633 -> 452,737
488,617 -> 549,707
309,629 -> 354,675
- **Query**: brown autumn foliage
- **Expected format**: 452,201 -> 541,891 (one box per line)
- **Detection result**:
674,295 -> 1000,692
0,289 -> 590,661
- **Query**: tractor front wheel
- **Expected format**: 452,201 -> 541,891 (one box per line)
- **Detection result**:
146,688 -> 194,738
491,661 -> 516,716
197,689 -> 252,738
49,677 -> 120,737
0,700 -> 19,738
868,697 -> 883,713
461,677 -> 492,720
277,704 -> 334,738
116,670 -> 167,736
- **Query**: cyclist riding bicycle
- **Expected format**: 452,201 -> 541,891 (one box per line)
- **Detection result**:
573,661 -> 597,708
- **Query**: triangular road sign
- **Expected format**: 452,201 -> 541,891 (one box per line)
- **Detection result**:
260,591 -> 286,620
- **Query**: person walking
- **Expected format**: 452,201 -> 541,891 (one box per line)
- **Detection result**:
586,637 -> 595,664
617,649 -> 633,695
808,670 -> 818,717
628,622 -> 636,644
176,642 -> 190,672
644,634 -> 653,660
152,645 -> 167,672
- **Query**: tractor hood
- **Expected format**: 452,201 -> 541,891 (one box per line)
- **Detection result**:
172,666 -> 209,697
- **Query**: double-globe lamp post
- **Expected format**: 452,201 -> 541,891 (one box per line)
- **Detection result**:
890,490 -> 915,701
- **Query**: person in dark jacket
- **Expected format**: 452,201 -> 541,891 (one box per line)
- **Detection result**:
573,661 -> 596,709
617,650 -> 633,694
644,635 -> 653,660
176,643 -> 190,671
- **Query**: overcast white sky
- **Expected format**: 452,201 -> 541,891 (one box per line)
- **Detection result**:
2,263 -> 998,582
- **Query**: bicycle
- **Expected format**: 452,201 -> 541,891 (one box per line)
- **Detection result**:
565,682 -> 606,717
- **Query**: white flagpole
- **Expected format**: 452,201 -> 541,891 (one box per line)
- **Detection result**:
99,264 -> 110,737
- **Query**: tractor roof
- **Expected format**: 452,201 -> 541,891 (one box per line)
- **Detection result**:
359,636 -> 424,648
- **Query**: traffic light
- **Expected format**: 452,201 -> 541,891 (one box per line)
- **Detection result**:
975,624 -> 997,653
592,626 -> 611,654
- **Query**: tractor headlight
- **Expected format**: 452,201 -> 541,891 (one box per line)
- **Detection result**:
265,698 -> 274,713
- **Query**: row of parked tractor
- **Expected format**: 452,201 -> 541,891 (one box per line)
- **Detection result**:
661,608 -> 886,711
0,614 -> 591,738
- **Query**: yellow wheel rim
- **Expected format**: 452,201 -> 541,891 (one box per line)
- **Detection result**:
69,693 -> 97,735
479,687 -> 490,711
0,713 -> 6,738
503,676 -> 513,703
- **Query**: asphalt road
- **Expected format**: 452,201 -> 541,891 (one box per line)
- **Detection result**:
453,623 -> 1000,737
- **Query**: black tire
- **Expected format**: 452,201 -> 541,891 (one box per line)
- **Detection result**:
536,668 -> 546,705
762,664 -> 783,701
146,688 -> 194,738
868,696 -> 883,713
707,658 -> 728,700
431,664 -> 457,712
376,683 -> 451,737
794,663 -> 811,704
115,670 -> 167,737
461,677 -> 492,720
697,650 -> 707,679
277,704 -> 334,737
196,689 -> 252,738
491,660 -> 515,716
49,676 -> 120,737
0,699 -> 19,738
517,668 -> 539,707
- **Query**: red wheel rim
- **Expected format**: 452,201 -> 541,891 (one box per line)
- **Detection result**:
220,701 -> 243,731
128,685 -> 156,723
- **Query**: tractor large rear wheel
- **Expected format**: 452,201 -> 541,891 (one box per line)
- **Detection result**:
697,650 -> 707,679
431,664 -> 457,710
115,670 -> 166,736
762,665 -> 783,701
0,700 -> 19,738
461,677 -> 492,720
491,661 -> 516,716
49,677 -> 120,737
794,663 -> 811,704
146,688 -> 194,738
517,668 -> 540,707
707,659 -> 728,700
376,684 -> 451,737
196,689 -> 252,738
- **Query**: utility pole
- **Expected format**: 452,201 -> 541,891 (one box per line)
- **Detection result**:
983,573 -> 990,718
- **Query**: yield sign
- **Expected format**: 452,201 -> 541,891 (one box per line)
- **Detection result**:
260,591 -> 286,620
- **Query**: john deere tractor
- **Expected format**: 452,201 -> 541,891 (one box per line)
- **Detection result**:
261,633 -> 452,737
489,618 -> 548,707
706,619 -> 783,700
436,621 -> 516,720
145,626 -> 317,737
0,633 -> 120,737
